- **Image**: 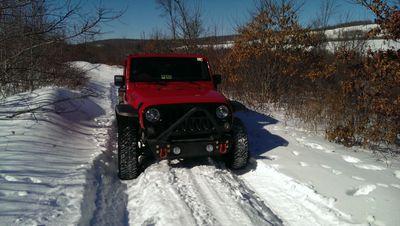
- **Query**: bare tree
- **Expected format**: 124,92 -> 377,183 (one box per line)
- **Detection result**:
313,0 -> 337,28
174,0 -> 204,40
156,0 -> 178,39
155,0 -> 205,48
0,0 -> 123,98
251,0 -> 305,31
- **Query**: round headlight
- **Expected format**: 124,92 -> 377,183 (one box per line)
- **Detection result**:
216,105 -> 229,119
145,108 -> 160,123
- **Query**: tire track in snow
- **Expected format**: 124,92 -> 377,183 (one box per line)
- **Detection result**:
179,163 -> 282,226
79,119 -> 129,226
125,162 -> 198,226
79,81 -> 129,226
170,166 -> 219,225
128,159 -> 282,226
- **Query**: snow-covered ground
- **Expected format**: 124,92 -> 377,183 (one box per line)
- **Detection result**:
1,62 -> 399,226
325,39 -> 400,52
236,110 -> 400,226
199,24 -> 400,52
324,24 -> 379,40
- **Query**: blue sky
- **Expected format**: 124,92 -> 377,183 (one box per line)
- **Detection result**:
94,0 -> 375,40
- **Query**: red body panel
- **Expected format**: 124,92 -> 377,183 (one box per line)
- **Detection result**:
122,53 -> 229,128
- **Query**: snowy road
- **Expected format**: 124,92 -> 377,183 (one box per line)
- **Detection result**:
1,62 -> 399,226
125,160 -> 282,226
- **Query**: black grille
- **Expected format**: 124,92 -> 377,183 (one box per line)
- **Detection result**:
145,104 -> 218,139
173,115 -> 214,134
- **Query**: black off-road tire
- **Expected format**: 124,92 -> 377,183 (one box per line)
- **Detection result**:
117,116 -> 140,180
225,118 -> 249,169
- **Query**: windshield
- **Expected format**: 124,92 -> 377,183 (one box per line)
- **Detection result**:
131,57 -> 210,82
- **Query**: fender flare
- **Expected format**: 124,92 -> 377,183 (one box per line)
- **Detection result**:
115,104 -> 139,118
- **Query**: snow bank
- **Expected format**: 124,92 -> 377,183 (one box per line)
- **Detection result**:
0,62 -> 120,225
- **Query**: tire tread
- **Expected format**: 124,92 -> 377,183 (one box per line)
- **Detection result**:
118,117 -> 139,180
226,117 -> 249,169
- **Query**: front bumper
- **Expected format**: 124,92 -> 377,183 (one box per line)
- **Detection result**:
148,136 -> 232,160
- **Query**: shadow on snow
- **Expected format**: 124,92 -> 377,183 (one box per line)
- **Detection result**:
155,105 -> 289,175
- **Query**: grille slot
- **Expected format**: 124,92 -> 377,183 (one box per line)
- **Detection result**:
174,116 -> 214,134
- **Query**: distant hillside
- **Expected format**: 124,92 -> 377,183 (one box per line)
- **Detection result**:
67,34 -> 238,64
86,34 -> 238,49
68,20 -> 389,64
85,21 -> 375,48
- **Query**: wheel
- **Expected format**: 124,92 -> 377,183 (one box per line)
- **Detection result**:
117,116 -> 140,180
225,117 -> 249,169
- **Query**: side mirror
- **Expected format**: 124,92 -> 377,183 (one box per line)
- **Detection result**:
114,75 -> 125,86
213,74 -> 222,85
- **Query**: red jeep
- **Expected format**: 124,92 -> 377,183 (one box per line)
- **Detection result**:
114,53 -> 249,180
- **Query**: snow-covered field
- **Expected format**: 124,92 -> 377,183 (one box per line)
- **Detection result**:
324,24 -> 379,40
202,24 -> 400,52
325,39 -> 400,52
1,62 -> 399,226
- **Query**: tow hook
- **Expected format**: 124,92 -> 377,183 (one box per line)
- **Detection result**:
159,147 -> 169,159
218,142 -> 228,154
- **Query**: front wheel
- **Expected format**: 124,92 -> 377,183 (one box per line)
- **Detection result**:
225,118 -> 249,169
117,117 -> 140,180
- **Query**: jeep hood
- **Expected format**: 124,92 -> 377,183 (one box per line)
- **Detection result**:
128,82 -> 228,110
